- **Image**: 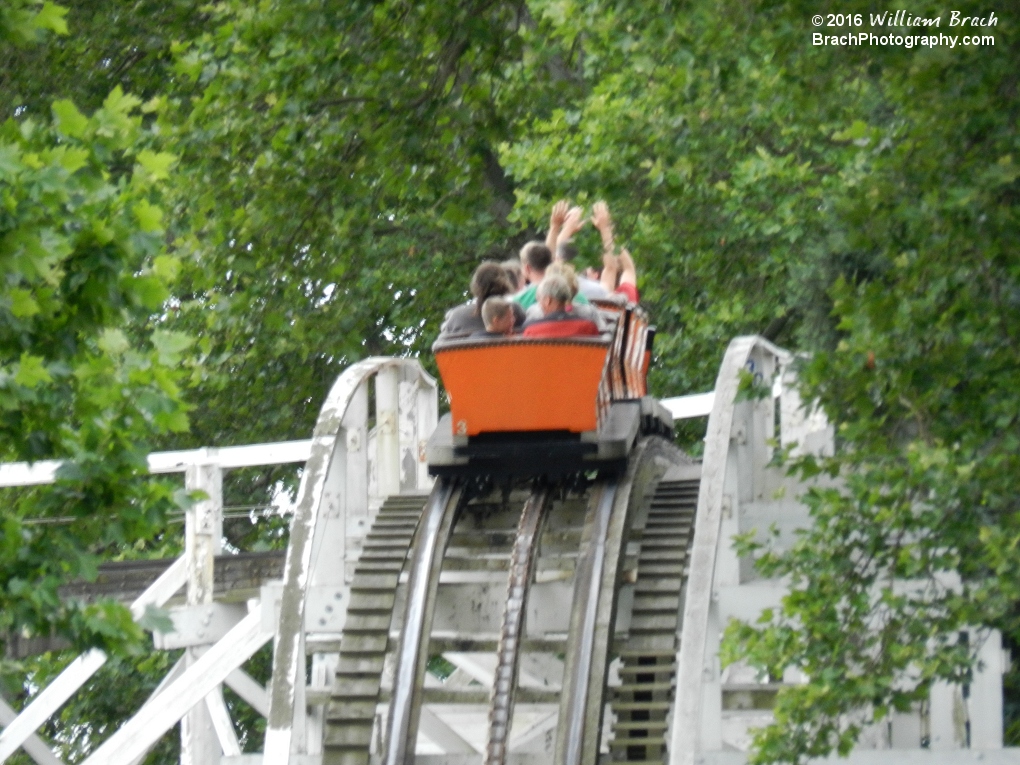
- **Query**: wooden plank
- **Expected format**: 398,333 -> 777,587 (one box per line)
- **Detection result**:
658,392 -> 715,420
223,669 -> 270,718
0,694 -> 63,765
0,441 -> 313,489
204,687 -> 242,757
0,557 -> 188,762
79,610 -> 272,765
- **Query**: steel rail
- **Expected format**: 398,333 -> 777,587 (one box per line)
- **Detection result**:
484,484 -> 553,765
555,438 -> 681,765
382,476 -> 465,765
560,477 -> 619,765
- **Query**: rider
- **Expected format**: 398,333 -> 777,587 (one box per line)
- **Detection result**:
521,276 -> 600,338
439,261 -> 525,338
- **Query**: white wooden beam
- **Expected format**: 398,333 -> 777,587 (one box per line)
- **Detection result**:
224,670 -> 270,718
443,653 -> 495,686
517,654 -> 563,690
149,441 -> 313,474
204,688 -> 242,757
659,392 -> 715,420
126,656 -> 187,765
0,557 -> 187,763
129,556 -> 188,620
0,650 -> 106,763
418,707 -> 477,754
0,695 -> 63,765
0,441 -> 314,489
509,707 -> 559,752
80,609 -> 272,765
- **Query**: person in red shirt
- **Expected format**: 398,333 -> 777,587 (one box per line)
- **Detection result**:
550,199 -> 640,305
604,248 -> 639,304
589,201 -> 640,304
522,275 -> 601,338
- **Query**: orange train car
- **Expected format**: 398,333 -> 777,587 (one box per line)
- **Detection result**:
427,304 -> 672,477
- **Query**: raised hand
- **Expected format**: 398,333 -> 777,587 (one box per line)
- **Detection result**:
619,248 -> 635,275
591,200 -> 614,248
546,199 -> 571,249
550,199 -> 570,227
559,205 -> 587,241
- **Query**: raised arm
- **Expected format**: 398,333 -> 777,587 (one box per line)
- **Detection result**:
591,200 -> 615,255
546,200 -> 570,249
600,251 -> 620,294
592,201 -> 619,292
555,205 -> 587,253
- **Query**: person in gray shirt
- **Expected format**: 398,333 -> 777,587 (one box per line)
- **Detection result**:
439,261 -> 525,339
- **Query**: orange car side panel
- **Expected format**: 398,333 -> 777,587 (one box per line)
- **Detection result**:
436,341 -> 610,436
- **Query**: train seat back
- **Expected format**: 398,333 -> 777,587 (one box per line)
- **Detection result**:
434,337 -> 611,437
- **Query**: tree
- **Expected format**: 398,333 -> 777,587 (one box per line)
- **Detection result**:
148,0 -> 1020,756
155,0 -> 544,452
2,0 -> 1017,760
0,2 -> 193,656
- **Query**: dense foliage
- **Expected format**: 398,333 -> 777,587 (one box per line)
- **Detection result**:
1,0 -> 1017,761
0,5 -> 192,660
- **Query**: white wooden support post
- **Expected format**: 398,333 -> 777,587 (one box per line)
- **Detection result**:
375,367 -> 400,499
929,680 -> 965,749
182,459 -> 223,765
415,373 -> 438,491
746,346 -> 776,502
344,382 -> 369,581
398,377 -> 418,493
970,629 -> 1005,748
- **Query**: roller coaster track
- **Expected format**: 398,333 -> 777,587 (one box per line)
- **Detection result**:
609,477 -> 698,763
16,339 -> 930,765
323,492 -> 431,765
323,436 -> 691,764
485,484 -> 552,765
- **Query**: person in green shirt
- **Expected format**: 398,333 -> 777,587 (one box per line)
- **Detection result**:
512,240 -> 590,311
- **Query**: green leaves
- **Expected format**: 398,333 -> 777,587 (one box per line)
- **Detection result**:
12,352 -> 51,387
135,149 -> 177,181
8,287 -> 39,317
0,0 -> 67,45
51,98 -> 88,138
151,330 -> 193,366
0,85 -> 195,658
132,200 -> 164,233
